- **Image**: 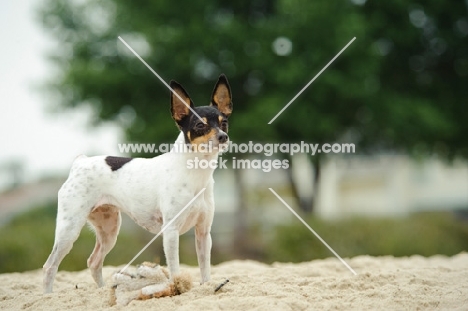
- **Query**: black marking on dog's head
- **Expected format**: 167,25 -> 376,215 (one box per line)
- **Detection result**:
170,74 -> 232,147
105,156 -> 133,171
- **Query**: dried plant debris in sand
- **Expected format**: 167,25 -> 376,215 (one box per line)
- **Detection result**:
109,262 -> 192,306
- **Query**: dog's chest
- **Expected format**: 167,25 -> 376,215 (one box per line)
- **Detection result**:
176,201 -> 209,234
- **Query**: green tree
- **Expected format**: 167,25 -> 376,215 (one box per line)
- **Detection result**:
38,0 -> 468,216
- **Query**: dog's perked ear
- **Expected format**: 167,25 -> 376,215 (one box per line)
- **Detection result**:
210,74 -> 233,117
170,81 -> 194,125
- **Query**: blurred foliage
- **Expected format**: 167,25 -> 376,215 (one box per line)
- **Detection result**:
18,2 -> 468,268
0,205 -> 216,273
38,0 -> 468,158
1,206 -> 467,272
266,212 -> 468,262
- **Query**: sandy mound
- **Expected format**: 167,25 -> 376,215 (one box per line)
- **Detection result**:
1,253 -> 467,310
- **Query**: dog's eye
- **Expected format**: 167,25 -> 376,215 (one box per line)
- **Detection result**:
221,120 -> 228,130
195,122 -> 206,131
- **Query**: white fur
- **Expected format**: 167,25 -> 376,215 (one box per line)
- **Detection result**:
141,283 -> 169,296
42,131 -> 226,293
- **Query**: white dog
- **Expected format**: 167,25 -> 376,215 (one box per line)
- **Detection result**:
43,74 -> 233,293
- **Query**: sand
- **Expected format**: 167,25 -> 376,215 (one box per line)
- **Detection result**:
1,253 -> 467,310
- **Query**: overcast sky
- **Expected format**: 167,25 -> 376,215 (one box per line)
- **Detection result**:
0,1 -> 121,190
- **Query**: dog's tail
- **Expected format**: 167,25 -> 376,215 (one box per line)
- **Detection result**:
74,154 -> 88,161
69,154 -> 88,169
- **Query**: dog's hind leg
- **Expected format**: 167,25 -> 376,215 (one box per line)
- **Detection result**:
87,204 -> 121,287
43,199 -> 89,293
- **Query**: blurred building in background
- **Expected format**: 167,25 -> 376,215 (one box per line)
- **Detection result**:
207,154 -> 468,239
315,156 -> 468,219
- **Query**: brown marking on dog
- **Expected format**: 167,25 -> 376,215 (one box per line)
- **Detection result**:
170,82 -> 192,122
189,129 -> 216,148
151,213 -> 163,224
211,75 -> 232,117
213,86 -> 230,107
98,204 -> 113,213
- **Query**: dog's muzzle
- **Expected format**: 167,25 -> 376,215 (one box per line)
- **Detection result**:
216,130 -> 229,153
217,132 -> 228,144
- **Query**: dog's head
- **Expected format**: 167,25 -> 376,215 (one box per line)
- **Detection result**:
170,74 -> 233,154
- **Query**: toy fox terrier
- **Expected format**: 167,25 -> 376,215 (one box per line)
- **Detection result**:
43,74 -> 233,293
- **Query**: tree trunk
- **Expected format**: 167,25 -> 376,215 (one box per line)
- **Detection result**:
286,164 -> 312,213
232,167 -> 248,257
308,159 -> 321,213
287,156 -> 321,213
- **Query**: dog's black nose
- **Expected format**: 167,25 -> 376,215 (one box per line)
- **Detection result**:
217,132 -> 228,143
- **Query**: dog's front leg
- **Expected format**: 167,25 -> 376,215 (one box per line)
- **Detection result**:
195,181 -> 215,284
195,225 -> 212,284
163,229 -> 180,278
